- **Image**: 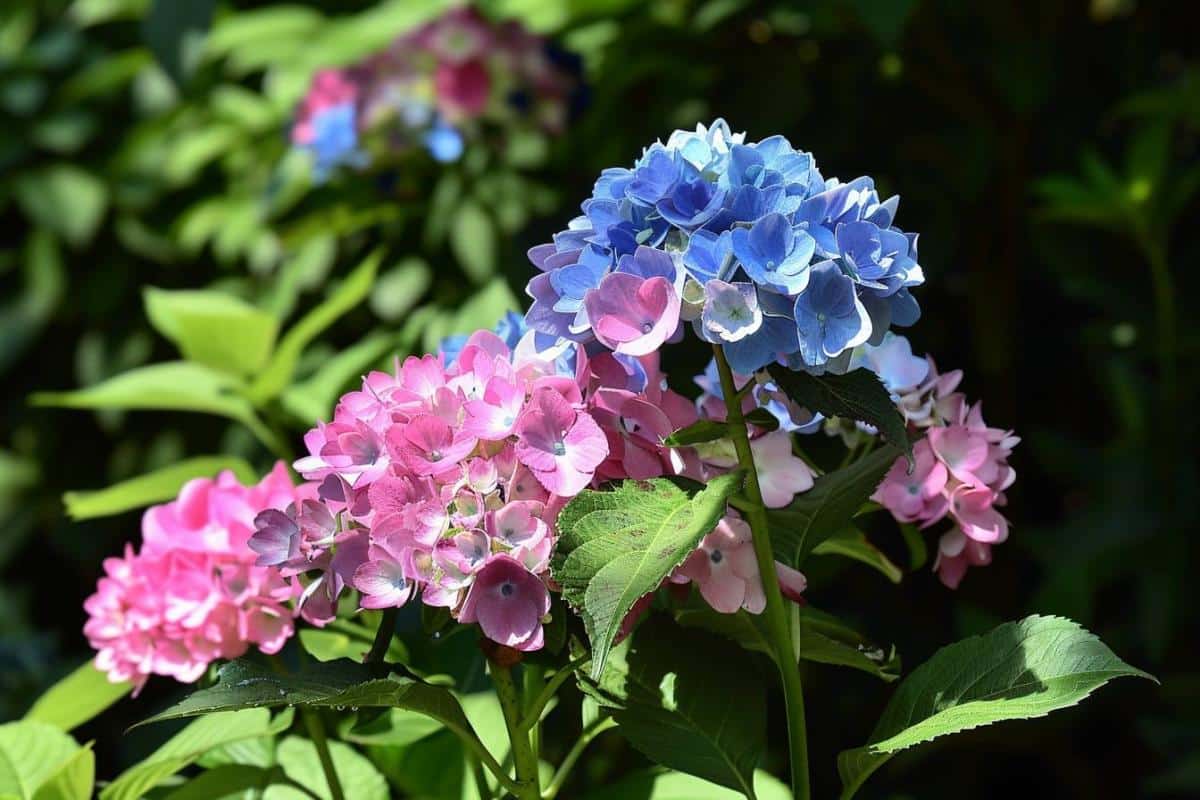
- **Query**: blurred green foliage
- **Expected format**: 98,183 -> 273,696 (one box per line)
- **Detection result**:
1,0 -> 1195,797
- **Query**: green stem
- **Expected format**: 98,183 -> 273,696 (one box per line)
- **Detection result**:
468,753 -> 493,800
519,655 -> 589,733
302,710 -> 346,800
491,661 -> 541,800
541,716 -> 616,800
366,607 -> 398,664
523,665 -> 547,761
713,345 -> 811,800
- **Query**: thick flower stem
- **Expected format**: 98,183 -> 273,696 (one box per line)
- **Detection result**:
713,345 -> 811,800
302,709 -> 346,800
366,607 -> 398,664
490,661 -> 541,800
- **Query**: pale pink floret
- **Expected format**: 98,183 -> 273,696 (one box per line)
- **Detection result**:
677,516 -> 806,615
750,430 -> 816,508
84,464 -> 303,693
514,387 -> 608,496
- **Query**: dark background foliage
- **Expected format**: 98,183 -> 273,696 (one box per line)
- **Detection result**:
2,0 -> 1194,797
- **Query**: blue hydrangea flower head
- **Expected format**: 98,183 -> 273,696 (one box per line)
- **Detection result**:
308,103 -> 368,179
522,120 -> 925,374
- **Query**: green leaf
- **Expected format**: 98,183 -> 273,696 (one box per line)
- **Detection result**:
664,420 -> 729,447
898,521 -> 928,570
102,709 -> 292,800
582,768 -> 791,800
13,165 -> 108,247
24,662 -> 131,730
250,249 -> 381,403
31,747 -> 93,800
449,201 -> 496,284
0,721 -> 82,800
142,0 -> 215,85
62,456 -> 256,520
795,607 -> 900,682
743,408 -> 780,432
553,472 -> 744,679
837,615 -> 1156,798
144,287 -> 278,376
369,258 -> 432,321
673,595 -> 772,657
587,618 -> 765,798
30,362 -> 281,453
811,527 -> 903,583
765,445 -> 900,567
134,659 -> 494,772
275,735 -> 387,800
344,709 -> 444,748
162,765 -> 279,800
766,365 -> 911,461
280,332 -> 396,426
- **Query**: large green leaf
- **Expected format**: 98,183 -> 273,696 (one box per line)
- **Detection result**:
102,709 -> 292,800
250,250 -> 381,403
586,618 -> 765,798
553,472 -> 743,679
838,616 -> 1156,798
62,456 -> 256,520
0,721 -> 83,800
162,765 -> 281,800
766,366 -> 910,461
30,362 -> 282,453
765,445 -> 899,567
144,287 -> 279,375
24,662 -> 131,730
275,735 -> 387,800
581,768 -> 790,800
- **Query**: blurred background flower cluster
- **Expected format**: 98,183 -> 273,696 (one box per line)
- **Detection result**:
1,0 -> 1194,797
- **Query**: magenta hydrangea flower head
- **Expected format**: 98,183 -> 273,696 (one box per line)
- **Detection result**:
251,325 -> 622,650
523,120 -> 925,375
84,464 -> 306,692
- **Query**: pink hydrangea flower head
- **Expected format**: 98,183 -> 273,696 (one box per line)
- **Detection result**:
458,555 -> 551,651
84,464 -> 303,693
677,516 -> 806,615
292,68 -> 360,146
514,386 -> 608,495
434,59 -> 491,119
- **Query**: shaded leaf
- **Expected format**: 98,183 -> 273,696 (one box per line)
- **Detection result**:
811,527 -> 903,583
795,607 -> 900,682
664,420 -> 729,447
582,768 -> 790,800
450,201 -> 496,284
13,165 -> 107,247
765,445 -> 899,567
767,366 -> 910,461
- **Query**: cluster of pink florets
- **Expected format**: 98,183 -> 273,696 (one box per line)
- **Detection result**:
83,464 -> 303,692
251,330 -> 688,652
873,357 -> 1020,588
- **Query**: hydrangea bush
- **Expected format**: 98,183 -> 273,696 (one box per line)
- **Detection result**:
293,7 -> 583,178
25,121 -> 1152,800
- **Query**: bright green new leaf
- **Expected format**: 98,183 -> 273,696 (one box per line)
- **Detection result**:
344,709 -> 445,748
144,287 -> 278,375
553,472 -> 743,678
280,332 -> 396,426
582,768 -> 791,800
811,527 -> 903,583
765,445 -> 899,568
62,456 -> 256,520
838,615 -> 1156,798
585,618 -> 765,798
30,362 -> 282,454
251,249 -> 381,403
31,746 -> 93,800
102,709 -> 292,800
24,661 -> 131,730
0,721 -> 83,800
275,736 -> 388,800
450,201 -> 496,284
766,365 -> 911,461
